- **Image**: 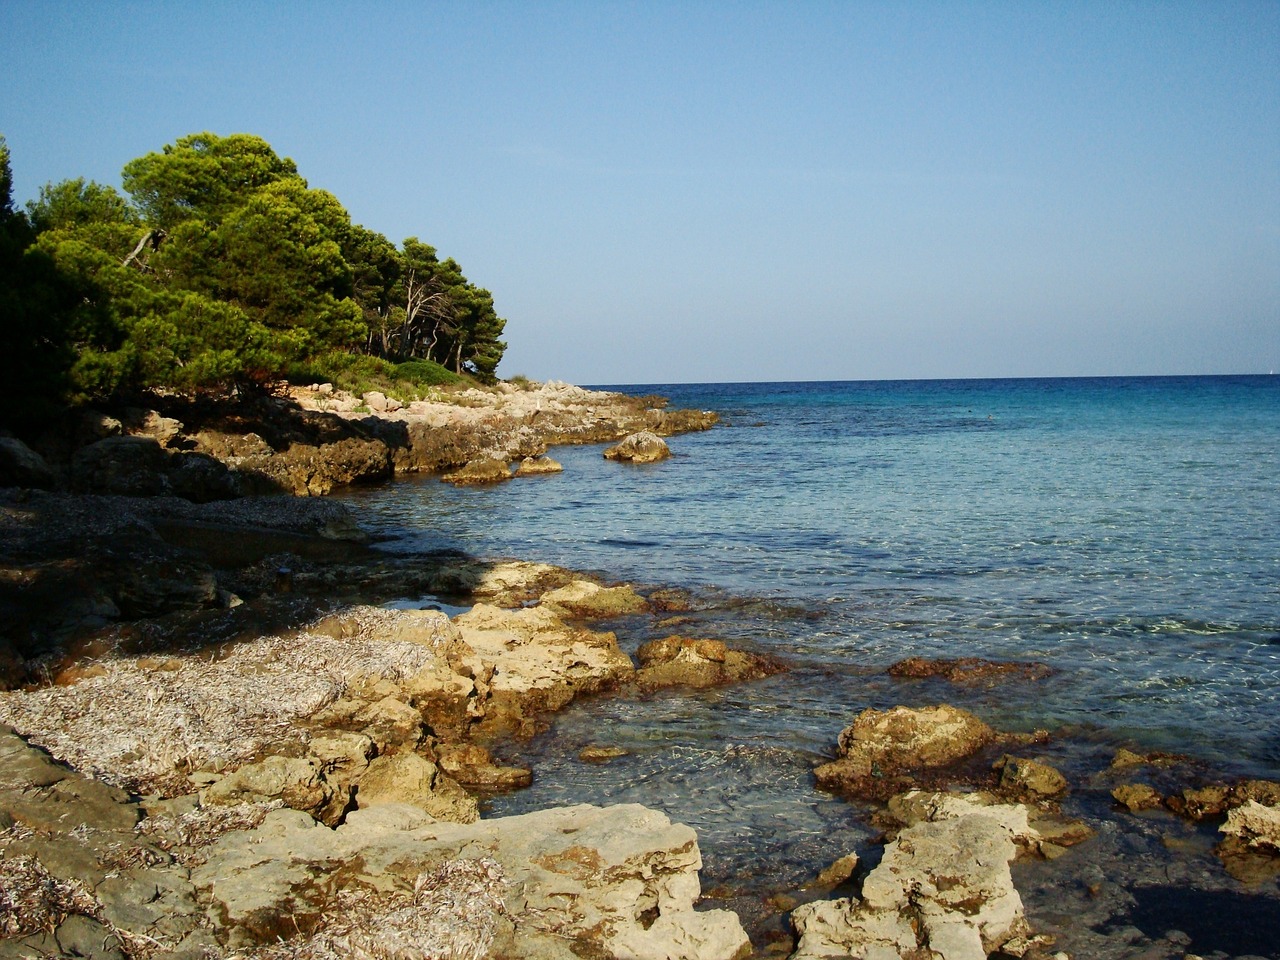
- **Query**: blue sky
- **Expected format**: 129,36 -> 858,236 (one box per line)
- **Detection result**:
3,1 -> 1277,384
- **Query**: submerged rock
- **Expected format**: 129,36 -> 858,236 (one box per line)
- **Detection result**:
634,635 -> 786,690
887,655 -> 1052,685
994,754 -> 1068,801
603,430 -> 671,463
580,744 -> 630,763
1112,782 -> 1165,813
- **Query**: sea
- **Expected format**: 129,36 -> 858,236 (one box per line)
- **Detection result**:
337,375 -> 1280,956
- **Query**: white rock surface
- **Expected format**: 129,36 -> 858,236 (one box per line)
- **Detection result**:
791,794 -> 1038,960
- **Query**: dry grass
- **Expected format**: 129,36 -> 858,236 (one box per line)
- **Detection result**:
0,854 -> 101,938
137,800 -> 284,867
0,853 -> 175,958
0,621 -> 444,795
242,858 -> 507,960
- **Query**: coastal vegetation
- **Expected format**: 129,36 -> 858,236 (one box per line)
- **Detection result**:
0,132 -> 505,427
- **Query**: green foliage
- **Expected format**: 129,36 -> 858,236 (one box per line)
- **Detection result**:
1,130 -> 509,412
287,350 -> 462,402
33,231 -> 278,399
27,178 -> 137,232
0,136 -> 80,425
121,132 -> 299,228
154,177 -> 365,356
395,359 -> 461,387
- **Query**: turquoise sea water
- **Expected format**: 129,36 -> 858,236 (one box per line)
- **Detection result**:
339,375 -> 1280,931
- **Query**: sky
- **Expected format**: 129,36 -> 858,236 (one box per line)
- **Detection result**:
2,1 -> 1278,385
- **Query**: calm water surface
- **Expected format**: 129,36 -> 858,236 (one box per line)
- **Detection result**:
338,375 -> 1280,909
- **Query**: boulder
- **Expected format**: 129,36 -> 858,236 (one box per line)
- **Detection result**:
71,436 -> 170,496
634,636 -> 785,690
201,756 -> 350,827
308,731 -> 376,789
1168,779 -> 1280,821
189,801 -> 749,959
515,455 -> 564,476
540,579 -> 647,618
603,431 -> 671,463
887,656 -> 1052,684
361,391 -> 391,413
792,798 -> 1034,960
0,437 -> 56,489
453,603 -> 636,736
1112,782 -> 1165,813
814,704 -> 996,799
1220,800 -> 1280,854
68,436 -> 239,500
356,752 -> 479,823
1218,799 -> 1280,882
436,742 -> 532,791
119,408 -> 183,446
441,457 -> 513,485
994,755 -> 1068,800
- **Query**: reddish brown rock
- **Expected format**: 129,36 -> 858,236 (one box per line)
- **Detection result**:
814,704 -> 997,800
887,656 -> 1052,684
1112,782 -> 1165,814
634,636 -> 785,691
994,755 -> 1068,801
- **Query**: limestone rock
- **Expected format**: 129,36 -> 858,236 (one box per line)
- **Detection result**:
580,744 -> 630,763
814,704 -> 996,799
356,752 -> 479,823
441,457 -> 513,485
201,756 -> 349,827
191,801 -> 749,959
792,796 -> 1037,960
308,731 -> 375,788
1221,800 -> 1280,854
71,436 -> 170,496
887,655 -> 1052,684
437,742 -> 533,791
604,430 -> 671,463
812,852 -> 859,890
362,391 -> 401,414
416,557 -> 577,607
1168,779 -> 1280,821
120,408 -> 183,446
540,579 -> 647,618
453,603 -> 635,736
635,635 -> 785,690
515,455 -> 564,476
995,755 -> 1068,800
1112,782 -> 1165,813
0,437 -> 56,489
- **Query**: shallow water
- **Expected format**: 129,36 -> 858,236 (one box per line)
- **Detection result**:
337,375 -> 1280,954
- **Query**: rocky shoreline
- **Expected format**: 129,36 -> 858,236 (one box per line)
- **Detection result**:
2,382 -> 1278,960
